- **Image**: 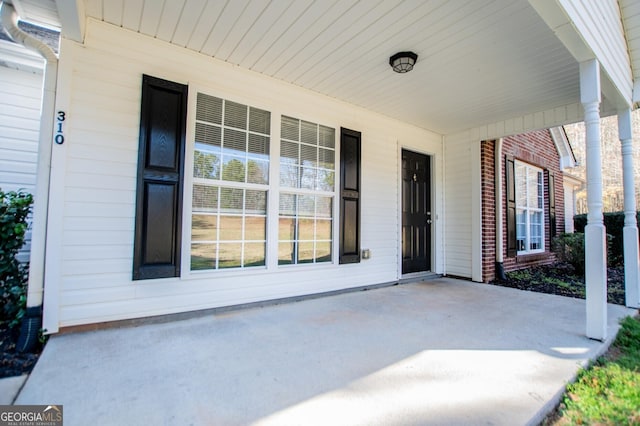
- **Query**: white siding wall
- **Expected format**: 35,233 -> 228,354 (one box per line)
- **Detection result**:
443,132 -> 473,278
559,0 -> 633,104
0,66 -> 41,193
0,64 -> 43,262
45,19 -> 444,329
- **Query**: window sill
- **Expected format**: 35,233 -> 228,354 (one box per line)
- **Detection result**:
516,252 -> 548,263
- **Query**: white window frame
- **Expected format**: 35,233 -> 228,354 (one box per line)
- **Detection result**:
181,86 -> 340,276
278,115 -> 336,266
515,161 -> 545,255
187,91 -> 271,272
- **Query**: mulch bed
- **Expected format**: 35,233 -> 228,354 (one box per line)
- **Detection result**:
491,263 -> 626,306
0,326 -> 42,379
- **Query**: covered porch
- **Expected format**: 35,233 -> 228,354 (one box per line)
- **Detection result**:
2,0 -> 639,338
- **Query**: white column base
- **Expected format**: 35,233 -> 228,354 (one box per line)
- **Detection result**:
585,223 -> 607,340
623,226 -> 640,308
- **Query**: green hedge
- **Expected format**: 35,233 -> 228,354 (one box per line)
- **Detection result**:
0,189 -> 33,327
574,211 -> 640,266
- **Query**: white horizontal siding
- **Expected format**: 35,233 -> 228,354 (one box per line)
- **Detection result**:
0,65 -> 43,263
559,0 -> 633,104
443,133 -> 473,278
0,66 -> 42,193
47,19 -> 444,328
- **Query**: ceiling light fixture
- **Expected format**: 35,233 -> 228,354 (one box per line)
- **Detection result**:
389,51 -> 418,73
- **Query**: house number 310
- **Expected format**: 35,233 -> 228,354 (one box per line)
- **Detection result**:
54,111 -> 65,145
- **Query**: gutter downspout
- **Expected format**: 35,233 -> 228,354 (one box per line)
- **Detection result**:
1,1 -> 58,351
495,138 -> 506,281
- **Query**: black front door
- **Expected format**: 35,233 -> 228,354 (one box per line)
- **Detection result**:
402,150 -> 431,274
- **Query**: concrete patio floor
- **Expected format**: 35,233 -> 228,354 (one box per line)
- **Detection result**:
15,277 -> 637,425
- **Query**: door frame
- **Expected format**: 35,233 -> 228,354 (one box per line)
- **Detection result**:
398,146 -> 435,278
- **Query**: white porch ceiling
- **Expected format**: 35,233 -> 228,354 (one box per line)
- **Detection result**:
9,0 -> 634,135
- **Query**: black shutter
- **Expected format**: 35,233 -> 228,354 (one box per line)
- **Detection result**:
133,75 -> 188,280
548,171 -> 556,238
339,128 -> 361,264
505,156 -> 517,258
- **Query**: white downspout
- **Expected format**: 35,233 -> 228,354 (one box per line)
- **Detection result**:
495,138 -> 506,280
1,1 -> 58,350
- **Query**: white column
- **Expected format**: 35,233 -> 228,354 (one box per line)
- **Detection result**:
619,109 -> 640,308
580,60 -> 607,341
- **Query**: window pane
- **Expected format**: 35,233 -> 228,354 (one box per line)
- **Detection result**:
224,128 -> 247,155
194,150 -> 221,180
516,163 -> 527,207
300,144 -> 317,167
247,160 -> 268,185
298,195 -> 315,217
316,219 -> 332,240
318,147 -> 334,169
280,165 -> 299,188
298,242 -> 314,263
280,140 -> 299,164
528,168 -> 539,208
278,242 -> 295,265
222,157 -> 246,182
248,134 -> 269,157
246,190 -> 266,214
191,244 -> 216,270
191,214 -> 217,242
315,241 -> 332,263
220,188 -> 243,212
279,217 -> 296,240
279,193 -> 296,216
192,185 -> 218,211
224,101 -> 247,130
244,243 -> 265,267
299,218 -> 315,240
281,116 -> 299,141
195,122 -> 221,147
317,169 -> 335,191
244,216 -> 266,240
218,243 -> 242,268
196,93 -> 222,124
319,125 -> 334,148
301,120 -> 317,145
300,167 -> 316,190
249,107 -> 270,134
316,197 -> 332,218
219,216 -> 243,241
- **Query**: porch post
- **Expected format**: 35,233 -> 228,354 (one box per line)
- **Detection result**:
618,108 -> 640,308
580,59 -> 607,340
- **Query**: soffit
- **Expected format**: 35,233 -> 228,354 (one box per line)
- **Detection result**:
13,0 -> 585,135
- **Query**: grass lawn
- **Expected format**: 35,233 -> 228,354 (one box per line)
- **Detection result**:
545,315 -> 640,425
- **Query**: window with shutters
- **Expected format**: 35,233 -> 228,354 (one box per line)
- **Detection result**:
278,116 -> 335,265
190,93 -> 270,270
515,161 -> 544,254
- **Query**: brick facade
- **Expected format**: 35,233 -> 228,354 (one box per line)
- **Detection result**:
480,130 -> 566,282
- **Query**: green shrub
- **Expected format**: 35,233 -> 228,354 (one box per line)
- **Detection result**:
574,211 -> 640,266
552,232 -> 585,275
0,189 -> 33,328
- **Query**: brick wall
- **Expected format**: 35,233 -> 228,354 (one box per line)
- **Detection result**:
480,130 -> 566,282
